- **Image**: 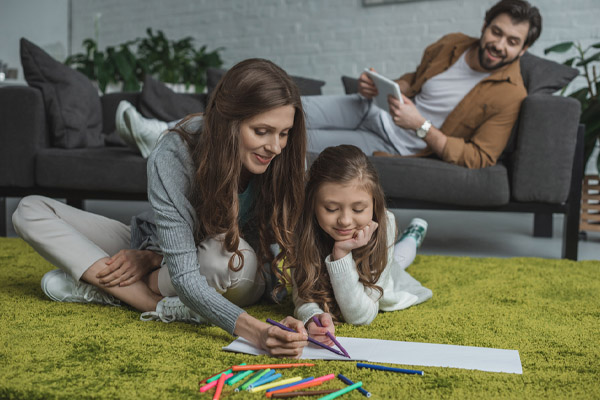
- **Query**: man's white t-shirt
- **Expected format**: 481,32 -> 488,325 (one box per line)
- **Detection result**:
380,51 -> 490,155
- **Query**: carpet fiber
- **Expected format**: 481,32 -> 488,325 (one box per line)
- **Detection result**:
1,238 -> 598,399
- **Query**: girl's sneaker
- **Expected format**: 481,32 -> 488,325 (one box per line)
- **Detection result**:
399,218 -> 428,248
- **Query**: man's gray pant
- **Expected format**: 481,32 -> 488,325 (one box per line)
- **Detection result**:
302,94 -> 397,155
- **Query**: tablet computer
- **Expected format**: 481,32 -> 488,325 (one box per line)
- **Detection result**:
363,68 -> 403,113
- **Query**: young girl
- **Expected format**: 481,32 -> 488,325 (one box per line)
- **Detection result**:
286,145 -> 432,342
13,58 -> 310,358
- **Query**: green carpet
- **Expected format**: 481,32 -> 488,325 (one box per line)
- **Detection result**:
1,237 -> 599,399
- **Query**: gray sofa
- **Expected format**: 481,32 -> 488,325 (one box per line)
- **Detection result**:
0,43 -> 583,259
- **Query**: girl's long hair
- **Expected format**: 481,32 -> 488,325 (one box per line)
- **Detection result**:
173,58 -> 306,291
285,145 -> 390,320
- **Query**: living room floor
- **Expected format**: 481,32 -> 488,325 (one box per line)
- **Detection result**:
4,198 -> 599,260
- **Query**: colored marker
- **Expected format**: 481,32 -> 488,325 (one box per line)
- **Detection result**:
227,369 -> 254,385
319,381 -> 363,400
240,368 -> 271,391
248,370 -> 276,388
266,318 -> 346,357
357,362 -> 424,375
266,377 -> 314,393
199,372 -> 233,393
232,363 -> 314,371
204,363 -> 247,384
199,367 -> 230,385
312,316 -> 351,358
248,376 -> 303,392
248,372 -> 282,390
212,372 -> 227,400
266,379 -> 326,397
313,373 -> 335,383
338,373 -> 371,397
270,389 -> 338,398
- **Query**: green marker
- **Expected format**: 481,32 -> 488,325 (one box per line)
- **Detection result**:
319,381 -> 363,400
227,369 -> 254,386
240,368 -> 271,391
207,363 -> 246,384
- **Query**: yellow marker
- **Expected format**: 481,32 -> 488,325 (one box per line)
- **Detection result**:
248,376 -> 303,393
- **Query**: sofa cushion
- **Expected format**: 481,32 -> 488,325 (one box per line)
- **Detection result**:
371,156 -> 510,206
207,67 -> 326,96
307,151 -> 510,206
138,75 -> 206,121
20,38 -> 105,148
36,147 -> 147,193
519,52 -> 578,95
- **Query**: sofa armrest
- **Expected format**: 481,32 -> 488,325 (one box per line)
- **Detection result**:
510,94 -> 581,204
0,86 -> 50,188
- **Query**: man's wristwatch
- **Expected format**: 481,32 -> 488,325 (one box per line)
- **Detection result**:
416,120 -> 432,139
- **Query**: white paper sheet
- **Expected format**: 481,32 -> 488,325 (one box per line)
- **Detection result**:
222,336 -> 522,374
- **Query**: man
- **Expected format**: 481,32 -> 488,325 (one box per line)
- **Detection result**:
303,0 -> 542,169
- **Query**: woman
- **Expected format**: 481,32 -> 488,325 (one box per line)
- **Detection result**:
12,58 -> 309,357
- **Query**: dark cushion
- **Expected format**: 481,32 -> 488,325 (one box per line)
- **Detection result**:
341,75 -> 359,94
207,67 -> 326,96
36,147 -> 147,193
519,52 -> 578,95
307,151 -> 510,206
20,38 -> 104,148
138,75 -> 206,121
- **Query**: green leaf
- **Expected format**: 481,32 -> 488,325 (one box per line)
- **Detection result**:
562,57 -> 576,67
576,51 -> 600,67
544,42 -> 574,54
592,43 -> 600,49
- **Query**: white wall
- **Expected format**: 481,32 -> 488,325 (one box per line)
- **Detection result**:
0,0 -> 69,82
70,0 -> 600,94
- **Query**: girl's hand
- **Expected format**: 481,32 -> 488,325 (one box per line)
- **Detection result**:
259,316 -> 309,358
96,249 -> 163,287
306,313 -> 335,347
332,220 -> 379,260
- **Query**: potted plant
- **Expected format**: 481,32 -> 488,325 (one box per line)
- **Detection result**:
545,41 -> 600,233
65,28 -> 223,94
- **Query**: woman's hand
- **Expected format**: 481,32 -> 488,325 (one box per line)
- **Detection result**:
332,220 -> 379,260
235,314 -> 308,358
96,249 -> 163,287
306,313 -> 335,347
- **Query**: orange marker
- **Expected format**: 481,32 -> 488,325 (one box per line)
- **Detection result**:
213,372 -> 227,400
232,363 -> 315,371
199,373 -> 233,393
266,379 -> 325,397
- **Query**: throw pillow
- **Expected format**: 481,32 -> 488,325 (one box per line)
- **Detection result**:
20,38 -> 104,148
138,75 -> 206,121
341,75 -> 359,94
519,52 -> 578,95
207,67 -> 326,96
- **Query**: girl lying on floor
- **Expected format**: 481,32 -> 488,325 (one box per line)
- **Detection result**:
284,145 -> 432,345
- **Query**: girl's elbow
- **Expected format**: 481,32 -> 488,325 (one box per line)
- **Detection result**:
343,313 -> 376,326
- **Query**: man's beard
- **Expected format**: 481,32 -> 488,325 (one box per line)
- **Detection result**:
477,43 -> 521,71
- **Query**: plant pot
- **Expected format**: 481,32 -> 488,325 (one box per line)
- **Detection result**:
581,175 -> 600,233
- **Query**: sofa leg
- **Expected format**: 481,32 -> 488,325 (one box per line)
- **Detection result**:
533,213 -> 553,237
0,197 -> 6,237
66,198 -> 84,210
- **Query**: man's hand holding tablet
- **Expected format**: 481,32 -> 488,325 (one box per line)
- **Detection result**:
360,68 -> 404,113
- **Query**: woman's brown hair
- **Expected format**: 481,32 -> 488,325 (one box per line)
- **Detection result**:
174,58 -> 306,292
285,145 -> 390,320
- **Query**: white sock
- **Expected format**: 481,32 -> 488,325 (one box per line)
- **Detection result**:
393,236 -> 417,270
